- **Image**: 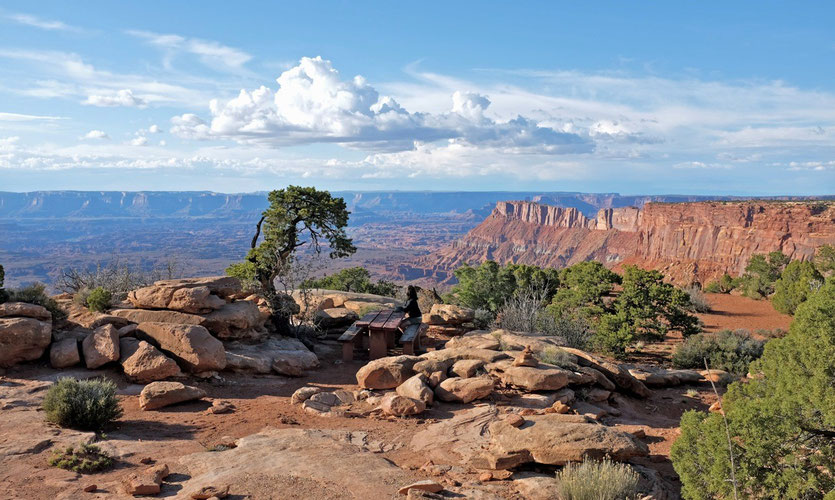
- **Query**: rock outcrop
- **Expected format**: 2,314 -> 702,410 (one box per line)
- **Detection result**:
405,200 -> 835,285
136,322 -> 226,373
119,337 -> 182,383
0,303 -> 52,367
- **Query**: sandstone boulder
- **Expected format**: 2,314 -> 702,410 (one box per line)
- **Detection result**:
291,386 -> 322,404
203,300 -> 265,339
480,415 -> 648,468
111,308 -> 205,326
0,317 -> 52,367
123,463 -> 169,495
396,374 -> 434,405
139,381 -> 206,410
129,284 -> 226,314
50,338 -> 81,368
119,337 -> 182,383
0,302 -> 51,321
272,350 -> 320,377
501,366 -> 570,392
450,359 -> 484,378
82,324 -> 120,369
381,393 -> 426,416
136,322 -> 226,372
313,307 -> 359,329
151,276 -> 242,299
224,338 -> 317,374
562,347 -> 651,398
88,314 -> 132,330
342,299 -> 396,314
356,355 -> 421,389
424,304 -> 474,325
435,376 -> 494,403
419,347 -> 510,365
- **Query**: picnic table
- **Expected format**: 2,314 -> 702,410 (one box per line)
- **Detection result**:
338,309 -> 426,361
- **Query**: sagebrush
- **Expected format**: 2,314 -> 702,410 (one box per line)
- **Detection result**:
556,458 -> 640,500
8,282 -> 66,321
43,378 -> 123,430
672,329 -> 764,375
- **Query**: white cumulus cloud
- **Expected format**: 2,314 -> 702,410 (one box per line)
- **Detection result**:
148,124 -> 162,133
82,130 -> 109,140
170,56 -> 591,154
84,89 -> 147,108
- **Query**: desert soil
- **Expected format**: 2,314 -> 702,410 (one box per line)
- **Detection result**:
0,294 -> 789,500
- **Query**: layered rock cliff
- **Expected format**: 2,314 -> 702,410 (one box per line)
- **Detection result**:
400,200 -> 835,285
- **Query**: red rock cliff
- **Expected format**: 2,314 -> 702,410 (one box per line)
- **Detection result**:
400,200 -> 835,284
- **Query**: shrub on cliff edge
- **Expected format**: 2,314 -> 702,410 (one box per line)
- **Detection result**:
672,278 -> 835,499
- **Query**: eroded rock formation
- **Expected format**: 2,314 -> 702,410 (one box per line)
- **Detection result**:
404,200 -> 835,284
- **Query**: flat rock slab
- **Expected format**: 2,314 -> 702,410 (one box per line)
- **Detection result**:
139,381 -> 206,410
479,414 -> 648,469
177,428 -> 423,499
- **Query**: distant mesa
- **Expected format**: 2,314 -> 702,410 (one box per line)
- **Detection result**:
400,200 -> 835,285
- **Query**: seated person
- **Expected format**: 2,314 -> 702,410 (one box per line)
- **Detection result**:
395,285 -> 422,323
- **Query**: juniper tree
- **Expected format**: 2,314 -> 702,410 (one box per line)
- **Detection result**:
227,186 -> 355,335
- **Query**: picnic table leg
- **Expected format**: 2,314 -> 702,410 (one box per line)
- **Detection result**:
342,340 -> 354,362
369,330 -> 388,359
387,330 -> 395,348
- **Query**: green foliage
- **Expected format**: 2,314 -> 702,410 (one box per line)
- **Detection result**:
85,287 -> 112,312
230,186 -> 355,330
672,329 -> 764,375
739,251 -> 790,299
537,346 -> 576,368
42,378 -> 123,431
772,260 -> 824,315
0,264 -> 7,304
225,260 -> 258,289
494,286 -> 593,349
48,443 -> 113,473
704,273 -> 738,294
672,278 -> 835,499
816,244 -> 835,276
8,282 -> 66,321
301,267 -> 399,297
448,261 -> 559,313
547,261 -> 620,318
556,458 -> 640,500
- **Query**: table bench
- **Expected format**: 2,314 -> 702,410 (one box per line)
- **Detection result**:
339,309 -> 423,361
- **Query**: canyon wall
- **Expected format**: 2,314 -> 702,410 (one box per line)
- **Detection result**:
400,200 -> 835,285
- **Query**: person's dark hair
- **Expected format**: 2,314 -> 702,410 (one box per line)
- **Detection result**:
407,285 -> 417,300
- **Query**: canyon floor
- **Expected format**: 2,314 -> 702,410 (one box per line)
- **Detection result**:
0,294 -> 789,500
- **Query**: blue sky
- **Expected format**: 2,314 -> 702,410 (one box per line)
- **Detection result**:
0,1 -> 833,195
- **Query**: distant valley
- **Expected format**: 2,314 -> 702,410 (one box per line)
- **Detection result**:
2,190 -> 833,288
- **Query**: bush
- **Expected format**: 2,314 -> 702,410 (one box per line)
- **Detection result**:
448,261 -> 559,313
738,251 -> 789,299
705,273 -> 739,294
772,260 -> 824,315
85,287 -> 113,312
672,278 -> 835,499
703,281 -> 722,293
472,308 -> 494,329
8,282 -> 66,321
494,286 -> 593,349
300,267 -> 400,297
48,443 -> 113,473
42,378 -> 123,431
547,261 -> 620,318
684,285 -> 712,313
56,259 -> 180,300
556,458 -> 640,500
537,346 -> 576,368
816,244 -> 835,276
672,329 -> 764,375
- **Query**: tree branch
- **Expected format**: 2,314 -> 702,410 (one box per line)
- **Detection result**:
250,215 -> 266,250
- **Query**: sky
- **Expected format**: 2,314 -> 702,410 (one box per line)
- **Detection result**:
0,1 -> 834,195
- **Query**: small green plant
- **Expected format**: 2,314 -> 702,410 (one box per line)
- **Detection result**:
43,378 -> 123,431
556,458 -> 640,500
8,282 -> 66,321
48,443 -> 113,473
537,346 -> 576,368
490,331 -> 511,351
85,287 -> 113,312
672,329 -> 764,375
685,388 -> 699,398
